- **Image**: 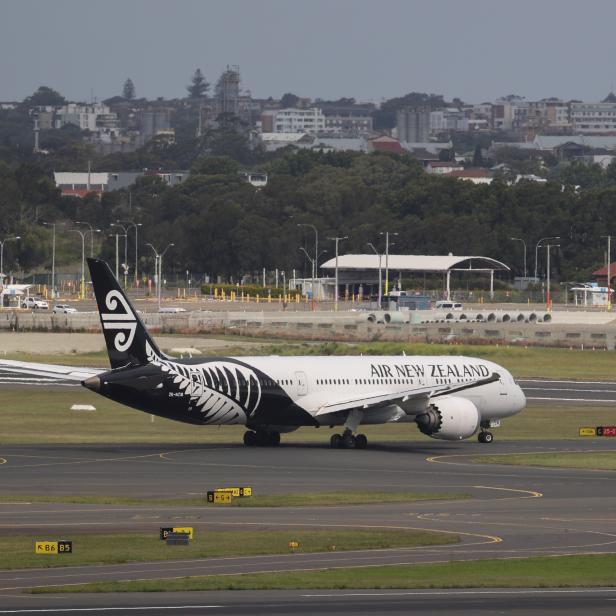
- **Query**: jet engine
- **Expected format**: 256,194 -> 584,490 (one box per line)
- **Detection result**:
416,396 -> 480,441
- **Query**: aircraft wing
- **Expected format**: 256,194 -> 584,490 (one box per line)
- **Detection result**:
314,373 -> 500,417
0,358 -> 104,383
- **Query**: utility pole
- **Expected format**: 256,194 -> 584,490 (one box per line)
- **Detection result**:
328,236 -> 348,311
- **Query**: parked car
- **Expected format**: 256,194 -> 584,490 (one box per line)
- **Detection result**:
21,297 -> 49,310
158,306 -> 187,314
52,304 -> 77,314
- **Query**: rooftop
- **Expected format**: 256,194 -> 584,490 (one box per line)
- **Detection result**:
321,254 -> 509,273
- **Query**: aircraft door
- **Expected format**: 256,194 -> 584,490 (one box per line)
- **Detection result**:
295,371 -> 308,396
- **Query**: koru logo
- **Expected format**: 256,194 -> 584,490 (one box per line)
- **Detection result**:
100,290 -> 137,352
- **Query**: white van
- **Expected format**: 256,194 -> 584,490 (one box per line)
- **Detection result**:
435,300 -> 463,310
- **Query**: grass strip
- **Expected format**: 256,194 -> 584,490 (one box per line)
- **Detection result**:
0,491 -> 468,507
0,529 -> 458,571
474,452 -> 616,471
30,554 -> 616,593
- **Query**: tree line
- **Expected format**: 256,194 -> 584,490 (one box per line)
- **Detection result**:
2,148 -> 616,287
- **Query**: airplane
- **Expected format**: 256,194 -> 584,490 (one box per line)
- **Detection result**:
0,259 -> 526,449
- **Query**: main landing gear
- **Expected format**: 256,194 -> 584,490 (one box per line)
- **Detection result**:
330,430 -> 368,449
243,430 -> 281,447
478,430 -> 493,444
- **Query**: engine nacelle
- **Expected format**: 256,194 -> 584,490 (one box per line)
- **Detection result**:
416,396 -> 480,441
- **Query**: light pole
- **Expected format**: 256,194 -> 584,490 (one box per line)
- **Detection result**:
299,247 -> 326,301
297,223 -> 318,284
509,237 -> 527,278
119,220 -> 142,287
380,231 -> 398,296
542,242 -> 560,312
0,235 -> 20,283
109,233 -> 125,280
367,242 -> 382,307
328,235 -> 348,310
146,242 -> 174,310
602,235 -> 613,311
41,222 -> 58,298
111,223 -> 131,289
535,236 -> 560,282
69,229 -> 86,299
75,221 -> 100,258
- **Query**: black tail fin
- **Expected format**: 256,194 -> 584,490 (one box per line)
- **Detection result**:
87,258 -> 163,369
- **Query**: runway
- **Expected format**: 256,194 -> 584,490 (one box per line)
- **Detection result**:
1,588 -> 616,615
518,378 -> 616,403
0,439 -> 615,612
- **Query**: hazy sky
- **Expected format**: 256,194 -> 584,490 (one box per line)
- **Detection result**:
3,0 -> 616,104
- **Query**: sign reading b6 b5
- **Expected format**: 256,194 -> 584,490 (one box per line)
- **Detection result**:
35,540 -> 72,554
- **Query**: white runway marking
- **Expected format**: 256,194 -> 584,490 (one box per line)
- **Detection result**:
524,387 -> 616,393
0,608 -> 223,613
303,588 -> 616,598
526,397 -> 616,403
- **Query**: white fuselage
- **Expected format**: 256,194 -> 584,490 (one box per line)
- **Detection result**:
232,354 -> 526,425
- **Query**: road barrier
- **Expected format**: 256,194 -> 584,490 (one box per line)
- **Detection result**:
2,307 -> 615,349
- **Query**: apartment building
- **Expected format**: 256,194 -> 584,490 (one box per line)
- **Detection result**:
260,107 -> 326,134
571,100 -> 616,134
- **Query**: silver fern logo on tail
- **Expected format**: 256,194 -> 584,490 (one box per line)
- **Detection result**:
100,290 -> 137,352
145,342 -> 261,424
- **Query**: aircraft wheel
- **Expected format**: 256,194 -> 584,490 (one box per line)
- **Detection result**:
244,431 -> 257,446
355,434 -> 368,449
330,434 -> 342,448
478,431 -> 493,444
342,433 -> 356,449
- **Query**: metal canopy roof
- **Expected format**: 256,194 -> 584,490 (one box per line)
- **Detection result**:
320,254 -> 510,272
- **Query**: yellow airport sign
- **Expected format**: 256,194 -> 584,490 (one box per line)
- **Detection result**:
35,540 -> 72,554
288,541 -> 300,549
579,427 -> 597,437
215,487 -> 252,497
206,491 -> 232,504
160,527 -> 194,540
